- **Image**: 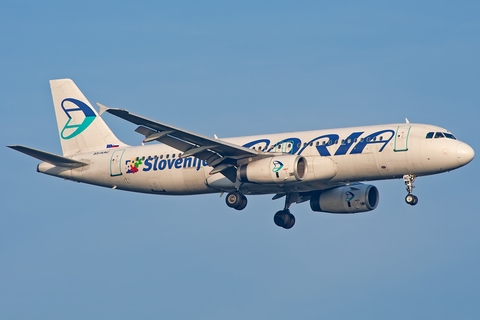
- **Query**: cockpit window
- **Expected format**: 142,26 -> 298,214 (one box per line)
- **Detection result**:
443,133 -> 457,140
426,131 -> 457,140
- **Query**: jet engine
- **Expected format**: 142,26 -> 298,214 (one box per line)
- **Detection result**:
310,184 -> 379,213
238,155 -> 307,184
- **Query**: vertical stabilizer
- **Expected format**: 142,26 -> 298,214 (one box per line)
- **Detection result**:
50,79 -> 126,156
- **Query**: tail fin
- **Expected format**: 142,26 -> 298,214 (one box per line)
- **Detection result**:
50,79 -> 126,156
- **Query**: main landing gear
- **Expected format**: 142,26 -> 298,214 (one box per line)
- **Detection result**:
273,193 -> 297,229
274,210 -> 295,229
225,191 -> 248,210
403,174 -> 418,206
224,190 -> 297,229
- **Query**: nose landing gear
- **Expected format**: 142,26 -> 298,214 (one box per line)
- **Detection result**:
403,174 -> 418,206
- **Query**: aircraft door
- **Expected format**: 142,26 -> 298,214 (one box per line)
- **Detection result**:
394,125 -> 411,152
110,150 -> 125,176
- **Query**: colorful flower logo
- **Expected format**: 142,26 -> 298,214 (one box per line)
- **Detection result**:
126,158 -> 143,174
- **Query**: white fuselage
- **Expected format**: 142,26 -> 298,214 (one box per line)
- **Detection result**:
37,123 -> 472,196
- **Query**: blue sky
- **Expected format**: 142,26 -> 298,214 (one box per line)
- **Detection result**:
1,1 -> 479,319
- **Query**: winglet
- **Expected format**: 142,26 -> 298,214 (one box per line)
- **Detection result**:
97,103 -> 109,116
405,118 -> 410,123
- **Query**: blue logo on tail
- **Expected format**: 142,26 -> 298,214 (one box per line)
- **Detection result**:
60,98 -> 96,140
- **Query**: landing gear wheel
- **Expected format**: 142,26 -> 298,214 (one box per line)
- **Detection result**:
226,191 -> 248,210
274,210 -> 296,229
235,195 -> 248,211
284,213 -> 295,229
405,194 -> 418,206
412,195 -> 418,205
226,191 -> 242,208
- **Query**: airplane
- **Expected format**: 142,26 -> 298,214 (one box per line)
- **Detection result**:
8,79 -> 475,229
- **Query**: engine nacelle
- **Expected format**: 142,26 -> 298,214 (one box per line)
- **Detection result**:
238,155 -> 307,184
310,184 -> 379,213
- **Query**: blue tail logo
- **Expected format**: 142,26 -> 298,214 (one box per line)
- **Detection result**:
60,98 -> 96,140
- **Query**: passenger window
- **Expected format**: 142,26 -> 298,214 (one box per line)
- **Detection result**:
434,132 -> 445,139
426,132 -> 434,139
315,141 -> 319,146
172,154 -> 176,158
166,154 -> 170,159
160,155 -> 163,159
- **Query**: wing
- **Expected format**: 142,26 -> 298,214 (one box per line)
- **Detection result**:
98,104 -> 269,181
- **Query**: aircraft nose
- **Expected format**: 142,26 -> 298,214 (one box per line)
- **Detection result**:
457,142 -> 475,166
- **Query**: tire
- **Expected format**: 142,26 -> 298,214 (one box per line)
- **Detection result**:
235,196 -> 248,211
284,213 -> 295,229
274,210 -> 289,227
405,194 -> 414,205
411,195 -> 419,206
226,191 -> 242,208
274,210 -> 295,229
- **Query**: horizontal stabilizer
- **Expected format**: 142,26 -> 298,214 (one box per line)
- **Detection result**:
7,145 -> 88,168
